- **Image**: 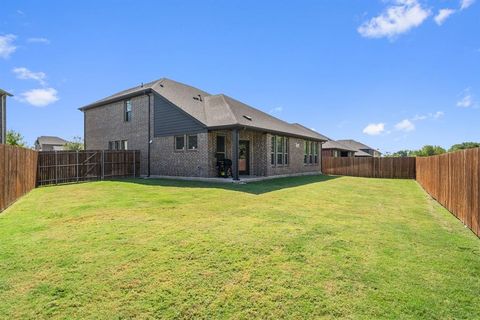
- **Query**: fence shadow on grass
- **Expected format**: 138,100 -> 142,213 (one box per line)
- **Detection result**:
118,174 -> 340,195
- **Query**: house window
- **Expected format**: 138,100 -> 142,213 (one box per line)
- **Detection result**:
122,140 -> 128,150
271,136 -> 288,166
187,135 -> 198,150
175,136 -> 185,151
276,136 -> 284,165
115,141 -> 120,150
304,140 -> 318,164
304,141 -> 309,164
270,136 -> 276,165
309,141 -> 314,164
216,135 -> 226,160
108,141 -> 113,150
124,100 -> 132,122
284,138 -> 289,165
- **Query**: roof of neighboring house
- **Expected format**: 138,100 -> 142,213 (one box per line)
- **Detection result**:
355,150 -> 374,157
336,139 -> 381,154
79,78 -> 328,141
0,89 -> 13,96
35,136 -> 68,146
322,140 -> 358,152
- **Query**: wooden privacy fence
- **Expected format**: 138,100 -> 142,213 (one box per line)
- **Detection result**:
322,157 -> 416,179
0,145 -> 38,211
416,148 -> 480,237
37,150 -> 140,186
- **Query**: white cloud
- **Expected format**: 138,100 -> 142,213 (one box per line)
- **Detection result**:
460,0 -> 475,10
0,34 -> 17,59
412,111 -> 444,121
269,106 -> 283,113
19,88 -> 59,107
457,94 -> 474,107
412,114 -> 427,121
434,9 -> 456,25
457,88 -> 475,107
395,119 -> 415,132
27,37 -> 50,44
358,0 -> 431,39
363,123 -> 385,135
12,67 -> 47,85
433,111 -> 444,119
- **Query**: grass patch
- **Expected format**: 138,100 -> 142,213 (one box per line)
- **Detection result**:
0,176 -> 479,319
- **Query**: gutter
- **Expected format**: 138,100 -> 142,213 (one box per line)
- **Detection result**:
145,90 -> 152,177
206,124 -> 328,142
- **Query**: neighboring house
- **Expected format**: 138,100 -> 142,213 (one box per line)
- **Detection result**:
322,140 -> 357,158
0,89 -> 13,144
336,139 -> 382,157
80,78 -> 329,179
34,136 -> 68,151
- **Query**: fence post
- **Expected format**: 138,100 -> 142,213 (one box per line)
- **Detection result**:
76,150 -> 79,182
133,150 -> 136,177
55,150 -> 58,185
101,150 -> 105,180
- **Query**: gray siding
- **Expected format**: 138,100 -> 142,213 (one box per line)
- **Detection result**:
153,93 -> 206,137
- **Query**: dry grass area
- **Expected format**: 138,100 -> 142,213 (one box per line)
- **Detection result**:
0,176 -> 479,319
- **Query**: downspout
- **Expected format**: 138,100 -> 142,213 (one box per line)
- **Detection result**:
320,141 -> 324,174
83,111 -> 86,150
145,91 -> 151,177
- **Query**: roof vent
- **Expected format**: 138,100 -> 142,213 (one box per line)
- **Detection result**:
193,97 -> 200,101
140,82 -> 144,88
159,84 -> 164,87
198,94 -> 203,102
243,115 -> 252,121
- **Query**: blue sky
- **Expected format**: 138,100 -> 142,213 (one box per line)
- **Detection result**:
1,0 -> 479,153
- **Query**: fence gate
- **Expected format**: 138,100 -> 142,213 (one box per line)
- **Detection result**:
37,150 -> 140,186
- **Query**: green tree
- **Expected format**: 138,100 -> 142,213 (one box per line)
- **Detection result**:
414,145 -> 446,157
449,142 -> 480,152
391,150 -> 412,157
6,130 -> 28,147
64,136 -> 84,151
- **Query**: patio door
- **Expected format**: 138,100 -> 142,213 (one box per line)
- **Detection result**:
239,140 -> 250,175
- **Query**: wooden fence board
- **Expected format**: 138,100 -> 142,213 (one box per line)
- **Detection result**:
0,145 -> 38,212
36,150 -> 140,186
322,157 -> 416,179
416,148 -> 480,238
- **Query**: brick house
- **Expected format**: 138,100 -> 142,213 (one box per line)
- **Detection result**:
322,140 -> 357,158
80,78 -> 328,180
34,136 -> 68,151
336,139 -> 382,157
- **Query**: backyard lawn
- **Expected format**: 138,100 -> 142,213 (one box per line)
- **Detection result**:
0,176 -> 479,319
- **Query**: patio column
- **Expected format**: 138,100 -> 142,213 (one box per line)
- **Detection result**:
232,128 -> 239,180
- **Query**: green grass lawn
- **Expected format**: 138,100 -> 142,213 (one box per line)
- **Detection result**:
0,176 -> 479,319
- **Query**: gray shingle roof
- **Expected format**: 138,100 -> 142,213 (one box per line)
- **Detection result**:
322,140 -> 358,152
354,150 -> 374,157
336,139 -> 378,152
0,89 -> 13,96
80,78 -> 328,141
36,136 -> 68,145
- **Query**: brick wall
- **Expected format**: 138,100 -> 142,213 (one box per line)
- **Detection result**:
84,94 -> 152,175
150,133 -> 209,177
266,134 -> 321,176
208,129 -> 267,177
